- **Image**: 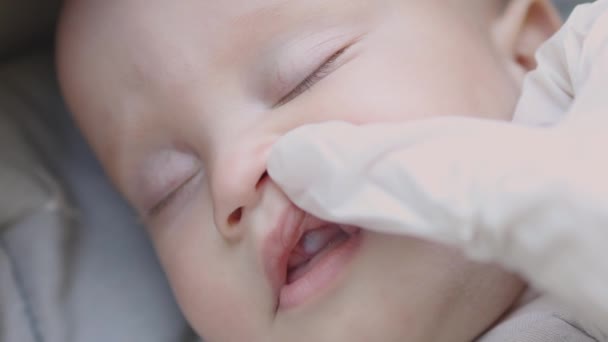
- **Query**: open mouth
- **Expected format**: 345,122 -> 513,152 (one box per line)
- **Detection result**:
278,222 -> 362,310
263,207 -> 363,312
286,224 -> 359,284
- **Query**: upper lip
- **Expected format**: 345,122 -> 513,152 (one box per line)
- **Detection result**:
262,204 -> 330,305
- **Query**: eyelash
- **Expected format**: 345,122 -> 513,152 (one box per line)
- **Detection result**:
145,171 -> 200,220
147,187 -> 180,219
277,46 -> 348,106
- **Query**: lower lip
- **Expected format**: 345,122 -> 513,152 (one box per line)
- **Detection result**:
278,230 -> 363,310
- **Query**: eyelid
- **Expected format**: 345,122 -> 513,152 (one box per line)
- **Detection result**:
146,170 -> 201,220
137,150 -> 202,220
276,46 -> 348,106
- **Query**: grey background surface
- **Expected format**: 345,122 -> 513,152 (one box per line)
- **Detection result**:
556,0 -> 593,16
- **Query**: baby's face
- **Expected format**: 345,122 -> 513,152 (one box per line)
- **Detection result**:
60,0 -> 530,341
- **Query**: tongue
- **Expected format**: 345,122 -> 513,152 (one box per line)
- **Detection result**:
287,225 -> 345,269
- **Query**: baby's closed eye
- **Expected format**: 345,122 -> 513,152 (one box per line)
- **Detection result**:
137,149 -> 203,220
263,29 -> 363,107
275,45 -> 350,106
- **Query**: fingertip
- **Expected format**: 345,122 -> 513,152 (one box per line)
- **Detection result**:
267,121 -> 354,203
267,129 -> 311,193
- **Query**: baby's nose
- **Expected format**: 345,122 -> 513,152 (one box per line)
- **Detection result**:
209,139 -> 272,242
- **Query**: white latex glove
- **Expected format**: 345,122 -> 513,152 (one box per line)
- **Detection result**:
268,117 -> 554,249
268,117 -> 608,332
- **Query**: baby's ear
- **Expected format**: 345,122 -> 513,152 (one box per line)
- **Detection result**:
492,0 -> 561,73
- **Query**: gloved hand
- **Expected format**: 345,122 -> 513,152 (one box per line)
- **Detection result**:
267,117 -> 608,331
268,117 -> 561,259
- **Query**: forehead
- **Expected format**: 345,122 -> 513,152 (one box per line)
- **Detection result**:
63,0 -> 381,161
73,0 -> 379,102
105,0 -> 373,53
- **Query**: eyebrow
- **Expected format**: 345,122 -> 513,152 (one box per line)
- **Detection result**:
229,0 -> 334,44
231,1 -> 293,30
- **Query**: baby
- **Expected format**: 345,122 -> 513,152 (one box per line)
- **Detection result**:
56,0 -> 562,341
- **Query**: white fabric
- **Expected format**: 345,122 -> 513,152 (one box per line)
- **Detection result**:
268,0 -> 608,339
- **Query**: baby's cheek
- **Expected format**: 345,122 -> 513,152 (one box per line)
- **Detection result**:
156,229 -> 253,340
149,197 -> 264,340
293,56 -> 442,127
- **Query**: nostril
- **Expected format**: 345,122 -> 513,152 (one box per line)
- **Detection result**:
228,207 -> 243,225
256,171 -> 269,189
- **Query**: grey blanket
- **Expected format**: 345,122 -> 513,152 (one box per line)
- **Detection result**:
0,55 -> 198,342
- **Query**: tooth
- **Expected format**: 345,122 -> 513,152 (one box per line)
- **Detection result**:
302,230 -> 326,254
